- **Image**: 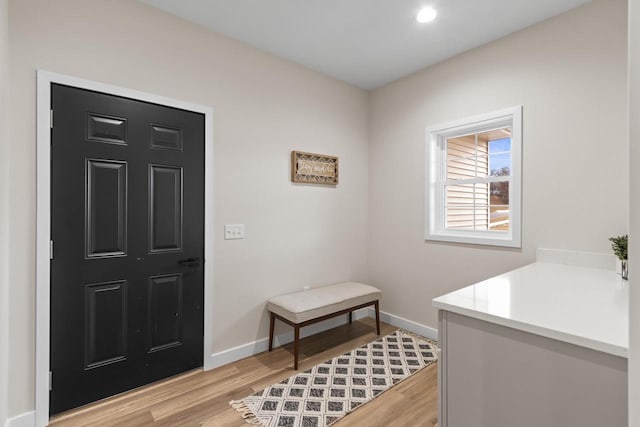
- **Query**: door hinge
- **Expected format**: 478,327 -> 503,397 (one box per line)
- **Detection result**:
49,371 -> 52,391
50,109 -> 54,129
49,240 -> 54,260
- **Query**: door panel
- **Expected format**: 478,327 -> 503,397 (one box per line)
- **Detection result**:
87,113 -> 128,145
149,165 -> 183,253
50,84 -> 205,415
84,280 -> 127,369
85,159 -> 128,258
150,124 -> 182,151
148,273 -> 183,352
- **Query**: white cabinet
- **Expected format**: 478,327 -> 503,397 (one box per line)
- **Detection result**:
433,262 -> 629,427
437,310 -> 627,427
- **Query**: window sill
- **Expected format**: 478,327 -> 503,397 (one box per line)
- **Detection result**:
425,231 -> 521,248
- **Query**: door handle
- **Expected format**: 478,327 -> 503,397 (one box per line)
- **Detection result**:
178,257 -> 201,267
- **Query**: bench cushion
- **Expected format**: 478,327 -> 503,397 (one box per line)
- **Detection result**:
267,282 -> 381,324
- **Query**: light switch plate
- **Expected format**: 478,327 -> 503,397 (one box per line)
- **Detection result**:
224,224 -> 245,240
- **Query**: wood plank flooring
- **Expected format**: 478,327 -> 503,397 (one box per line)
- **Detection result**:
50,318 -> 439,426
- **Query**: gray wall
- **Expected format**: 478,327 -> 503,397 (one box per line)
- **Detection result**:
0,0 -> 9,425
367,0 -> 628,328
7,0 -> 370,417
629,0 -> 640,423
2,0 -> 632,421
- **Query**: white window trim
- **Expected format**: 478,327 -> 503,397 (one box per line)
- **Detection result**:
425,106 -> 522,248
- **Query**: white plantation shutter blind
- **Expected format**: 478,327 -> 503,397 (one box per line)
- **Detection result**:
445,134 -> 489,230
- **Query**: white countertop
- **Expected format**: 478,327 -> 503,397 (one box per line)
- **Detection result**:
432,262 -> 629,358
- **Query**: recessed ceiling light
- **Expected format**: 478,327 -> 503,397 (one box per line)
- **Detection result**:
416,6 -> 437,23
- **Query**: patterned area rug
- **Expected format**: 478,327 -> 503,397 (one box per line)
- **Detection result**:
230,330 -> 438,426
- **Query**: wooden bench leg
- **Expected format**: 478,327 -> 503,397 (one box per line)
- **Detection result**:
348,311 -> 352,324
294,325 -> 300,370
268,312 -> 275,352
374,300 -> 380,335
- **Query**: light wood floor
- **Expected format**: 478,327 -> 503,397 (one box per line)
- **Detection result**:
50,318 -> 438,426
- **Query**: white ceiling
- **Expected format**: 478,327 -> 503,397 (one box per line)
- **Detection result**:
140,0 -> 592,90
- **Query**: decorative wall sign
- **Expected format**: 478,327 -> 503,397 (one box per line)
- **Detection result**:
291,151 -> 339,185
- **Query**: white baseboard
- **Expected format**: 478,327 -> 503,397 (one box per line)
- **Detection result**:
5,411 -> 34,427
366,308 -> 439,341
206,307 -> 439,370
206,308 -> 371,370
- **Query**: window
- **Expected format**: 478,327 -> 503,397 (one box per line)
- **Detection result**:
425,106 -> 522,247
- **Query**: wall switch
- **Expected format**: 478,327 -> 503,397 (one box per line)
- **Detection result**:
224,224 -> 245,240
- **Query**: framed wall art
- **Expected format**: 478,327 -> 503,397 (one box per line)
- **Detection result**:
291,151 -> 339,185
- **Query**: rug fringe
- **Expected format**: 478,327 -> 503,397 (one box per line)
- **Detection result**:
229,400 -> 264,425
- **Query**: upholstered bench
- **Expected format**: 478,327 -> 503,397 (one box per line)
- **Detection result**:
267,282 -> 382,369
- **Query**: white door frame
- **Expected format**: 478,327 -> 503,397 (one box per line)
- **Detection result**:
35,70 -> 215,427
